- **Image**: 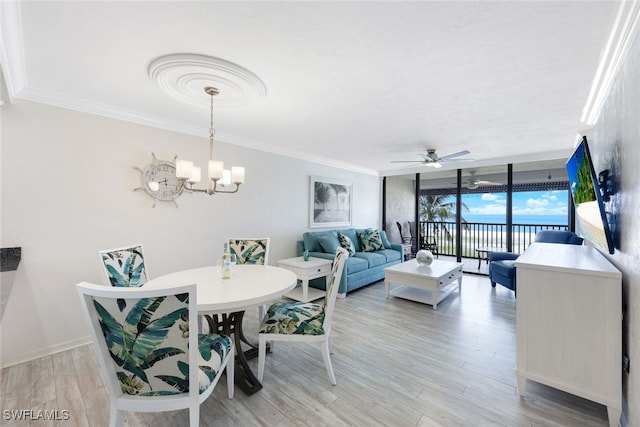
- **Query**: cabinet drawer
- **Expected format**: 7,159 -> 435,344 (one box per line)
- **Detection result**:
312,264 -> 331,275
439,268 -> 462,286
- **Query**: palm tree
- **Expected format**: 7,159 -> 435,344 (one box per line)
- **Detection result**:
314,183 -> 331,210
330,184 -> 349,211
419,194 -> 469,240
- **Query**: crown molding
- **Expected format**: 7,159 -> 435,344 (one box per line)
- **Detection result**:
16,85 -> 204,134
0,0 -> 27,101
217,132 -> 380,176
581,0 -> 640,125
15,86 -> 380,177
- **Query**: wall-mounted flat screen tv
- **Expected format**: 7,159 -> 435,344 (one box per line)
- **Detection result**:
565,136 -> 614,254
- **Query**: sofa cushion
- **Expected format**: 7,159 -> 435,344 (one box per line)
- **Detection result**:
353,251 -> 387,268
317,232 -> 340,254
379,230 -> 392,249
303,231 -> 334,253
302,232 -> 320,252
340,229 -> 361,252
377,248 -> 402,263
345,256 -> 369,274
338,232 -> 356,256
357,229 -> 384,252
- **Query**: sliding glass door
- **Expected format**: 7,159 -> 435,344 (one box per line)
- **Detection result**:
383,158 -> 570,275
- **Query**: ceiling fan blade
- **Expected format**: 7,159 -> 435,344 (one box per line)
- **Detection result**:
442,158 -> 474,163
439,150 -> 471,161
391,149 -> 469,167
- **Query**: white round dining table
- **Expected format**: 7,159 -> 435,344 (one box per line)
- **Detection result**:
145,265 -> 297,314
145,264 -> 297,395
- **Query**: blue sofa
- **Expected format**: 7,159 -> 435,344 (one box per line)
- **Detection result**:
298,228 -> 403,297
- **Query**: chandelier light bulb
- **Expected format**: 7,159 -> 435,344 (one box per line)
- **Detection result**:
174,86 -> 244,195
208,160 -> 224,180
231,166 -> 245,184
176,160 -> 194,179
188,166 -> 201,184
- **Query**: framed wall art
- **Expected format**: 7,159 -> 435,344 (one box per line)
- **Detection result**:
309,176 -> 352,228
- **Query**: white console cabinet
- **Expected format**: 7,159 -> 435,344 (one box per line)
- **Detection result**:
514,243 -> 621,427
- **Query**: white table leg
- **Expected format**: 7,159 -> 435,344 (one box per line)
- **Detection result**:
385,280 -> 390,299
301,278 -> 309,302
607,406 -> 621,427
517,375 -> 526,396
458,275 -> 462,293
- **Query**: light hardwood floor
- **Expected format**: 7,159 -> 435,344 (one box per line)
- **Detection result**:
1,274 -> 610,426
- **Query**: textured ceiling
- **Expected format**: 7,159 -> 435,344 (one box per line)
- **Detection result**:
1,1 -> 621,175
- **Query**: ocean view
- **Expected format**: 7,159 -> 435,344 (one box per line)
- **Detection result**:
423,213 -> 570,255
461,214 -> 568,225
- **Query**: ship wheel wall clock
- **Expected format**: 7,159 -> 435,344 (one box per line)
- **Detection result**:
134,153 -> 184,208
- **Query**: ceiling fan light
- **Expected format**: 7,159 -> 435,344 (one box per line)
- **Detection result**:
427,162 -> 442,168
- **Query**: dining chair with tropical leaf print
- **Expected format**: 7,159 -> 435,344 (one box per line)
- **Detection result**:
99,244 -> 149,287
76,281 -> 235,427
257,246 -> 348,386
227,238 -> 270,265
227,237 -> 270,320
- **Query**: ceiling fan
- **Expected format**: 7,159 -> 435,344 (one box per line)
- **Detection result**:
464,171 -> 502,189
391,149 -> 472,169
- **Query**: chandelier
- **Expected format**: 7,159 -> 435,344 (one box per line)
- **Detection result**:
175,86 -> 245,194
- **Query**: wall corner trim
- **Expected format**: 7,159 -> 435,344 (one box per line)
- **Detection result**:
582,0 -> 640,125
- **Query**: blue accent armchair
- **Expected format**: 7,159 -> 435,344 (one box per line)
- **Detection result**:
489,230 -> 584,295
488,251 -> 520,293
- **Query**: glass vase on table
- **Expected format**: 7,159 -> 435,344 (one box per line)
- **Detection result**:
221,243 -> 232,279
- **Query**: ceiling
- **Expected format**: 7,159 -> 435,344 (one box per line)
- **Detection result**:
1,1 -> 623,176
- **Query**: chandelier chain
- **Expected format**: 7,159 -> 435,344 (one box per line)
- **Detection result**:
209,89 -> 216,160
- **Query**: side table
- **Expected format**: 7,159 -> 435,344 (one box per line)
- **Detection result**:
401,243 -> 412,261
278,256 -> 332,302
475,246 -> 507,269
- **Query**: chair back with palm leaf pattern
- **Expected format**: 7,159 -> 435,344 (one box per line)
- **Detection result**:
321,247 -> 348,335
99,244 -> 149,287
76,281 -> 234,425
227,238 -> 270,265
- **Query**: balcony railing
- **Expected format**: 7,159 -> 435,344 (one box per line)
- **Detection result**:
418,220 -> 569,259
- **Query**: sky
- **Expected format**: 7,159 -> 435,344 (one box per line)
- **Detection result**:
461,190 -> 569,218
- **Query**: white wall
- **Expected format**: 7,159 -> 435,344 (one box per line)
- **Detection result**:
0,99 -> 381,366
384,175 -> 415,244
592,27 -> 640,427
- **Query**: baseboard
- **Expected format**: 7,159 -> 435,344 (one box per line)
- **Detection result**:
0,336 -> 92,369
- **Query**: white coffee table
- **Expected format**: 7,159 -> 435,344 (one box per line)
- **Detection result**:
384,259 -> 463,310
278,256 -> 332,302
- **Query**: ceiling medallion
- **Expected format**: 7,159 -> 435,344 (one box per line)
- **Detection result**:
148,54 -> 267,108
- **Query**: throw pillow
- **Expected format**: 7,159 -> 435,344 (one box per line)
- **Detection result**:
378,229 -> 392,249
317,232 -> 341,254
358,229 -> 384,252
338,232 -> 356,256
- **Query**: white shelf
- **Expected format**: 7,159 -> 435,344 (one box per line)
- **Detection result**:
389,282 -> 458,307
284,285 -> 325,303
